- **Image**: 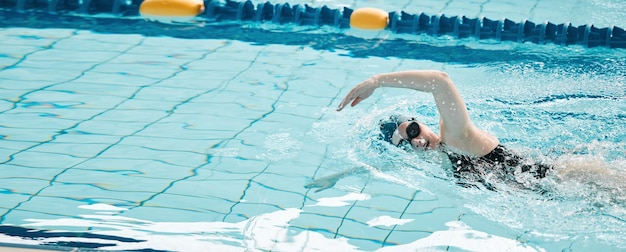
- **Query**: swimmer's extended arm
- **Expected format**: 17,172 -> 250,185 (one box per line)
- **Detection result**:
304,167 -> 368,192
338,70 -> 470,130
337,70 -> 498,155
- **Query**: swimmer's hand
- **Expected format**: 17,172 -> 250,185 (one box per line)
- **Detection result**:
304,174 -> 342,192
305,167 -> 367,192
337,76 -> 379,111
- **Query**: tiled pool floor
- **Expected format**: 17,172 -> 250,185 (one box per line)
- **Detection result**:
1,0 -> 626,251
0,27 -> 513,250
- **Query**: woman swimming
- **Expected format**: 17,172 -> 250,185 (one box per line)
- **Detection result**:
308,70 -> 551,191
305,69 -> 625,192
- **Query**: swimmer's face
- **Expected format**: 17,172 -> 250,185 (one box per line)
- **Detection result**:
393,121 -> 440,151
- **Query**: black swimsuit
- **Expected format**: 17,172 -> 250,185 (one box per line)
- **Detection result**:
445,145 -> 551,189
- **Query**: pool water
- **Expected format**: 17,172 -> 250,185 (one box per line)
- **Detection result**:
1,0 -> 626,251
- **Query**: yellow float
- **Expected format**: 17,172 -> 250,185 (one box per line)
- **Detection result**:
350,7 -> 389,30
139,0 -> 205,17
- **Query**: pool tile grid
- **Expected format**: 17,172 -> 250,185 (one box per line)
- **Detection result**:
0,29 -> 346,217
0,27 -> 546,250
3,30 -> 270,220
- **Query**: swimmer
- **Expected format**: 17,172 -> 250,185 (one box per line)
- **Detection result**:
349,70 -> 555,188
307,70 -> 551,191
305,70 -> 625,192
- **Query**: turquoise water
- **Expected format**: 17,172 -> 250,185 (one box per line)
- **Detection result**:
1,0 -> 626,251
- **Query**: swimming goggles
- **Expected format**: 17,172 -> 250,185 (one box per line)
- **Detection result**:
391,121 -> 421,147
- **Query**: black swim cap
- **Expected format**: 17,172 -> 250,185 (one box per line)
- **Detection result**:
379,115 -> 414,145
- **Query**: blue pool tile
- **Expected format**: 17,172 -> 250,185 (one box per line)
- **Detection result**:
0,177 -> 51,195
0,165 -> 63,182
98,145 -> 206,168
20,90 -> 127,110
0,194 -> 33,215
194,113 -> 255,131
107,52 -> 196,69
333,218 -> 391,250
237,181 -> 305,209
188,89 -> 258,105
223,202 -> 286,223
52,32 -> 142,52
139,37 -> 228,51
349,194 -> 411,214
138,192 -> 237,218
190,57 -> 261,72
92,62 -> 183,80
389,206 -> 461,233
70,119 -> 152,136
0,67 -> 85,82
13,61 -> 103,75
0,28 -> 74,46
5,151 -> 86,170
167,178 -> 251,204
190,167 -> 263,182
54,169 -> 172,192
89,108 -> 168,122
132,86 -> 208,102
26,47 -> 119,64
26,142 -> 111,159
1,209 -> 80,228
120,135 -> 211,154
0,80 -> 58,94
0,44 -> 42,64
203,155 -> 269,174
73,71 -> 157,86
113,98 -> 180,111
73,158 -> 192,180
121,202 -> 228,223
46,81 -> 137,99
0,140 -> 49,159
265,159 -> 328,179
51,131 -> 123,145
155,180 -> 241,213
0,90 -> 27,110
361,180 -> 422,201
289,211 -> 345,236
136,121 -> 232,140
249,173 -> 307,198
284,87 -> 342,106
152,71 -> 228,90
4,197 -> 113,224
343,205 -> 402,231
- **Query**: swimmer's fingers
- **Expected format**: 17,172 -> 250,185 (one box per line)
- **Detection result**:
337,79 -> 377,111
337,93 -> 362,111
351,97 -> 364,107
336,94 -> 353,111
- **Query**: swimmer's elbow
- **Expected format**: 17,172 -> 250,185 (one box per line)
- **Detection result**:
423,70 -> 449,81
434,70 -> 449,80
429,71 -> 456,93
434,71 -> 452,84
